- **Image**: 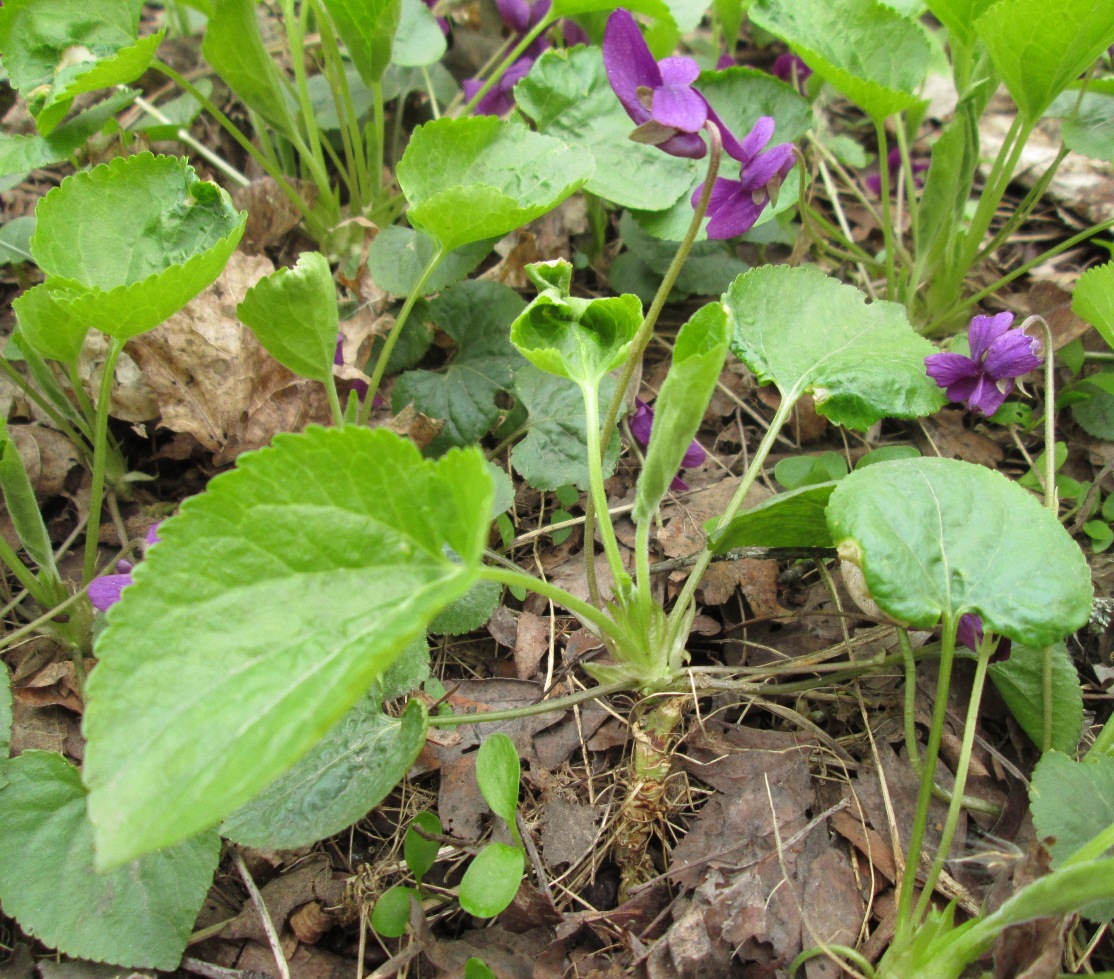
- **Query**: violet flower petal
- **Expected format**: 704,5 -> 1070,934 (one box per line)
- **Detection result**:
630,399 -> 654,444
967,312 -> 1015,360
924,351 -> 980,388
89,574 -> 132,612
561,19 -> 589,45
771,52 -> 812,86
670,475 -> 689,492
956,612 -> 983,651
681,440 -> 706,468
658,131 -> 708,158
983,329 -> 1042,380
967,375 -> 1012,416
716,51 -> 736,70
603,8 -> 660,123
651,81 -> 707,131
658,56 -> 700,86
738,142 -> 794,189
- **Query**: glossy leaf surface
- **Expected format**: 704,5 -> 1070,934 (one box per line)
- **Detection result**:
0,752 -> 219,969
725,265 -> 944,428
826,458 -> 1092,645
397,118 -> 593,252
84,427 -> 492,867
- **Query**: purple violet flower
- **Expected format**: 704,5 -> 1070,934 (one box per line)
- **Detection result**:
463,56 -> 535,116
603,8 -> 708,159
334,336 -> 385,406
691,115 -> 795,239
956,613 -> 1012,662
924,312 -> 1042,417
630,398 -> 706,491
89,524 -> 161,613
560,19 -> 590,46
865,146 -> 930,196
770,52 -> 811,89
716,51 -> 736,70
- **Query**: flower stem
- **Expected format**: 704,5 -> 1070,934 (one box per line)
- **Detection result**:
873,118 -> 897,298
82,337 -> 126,586
458,20 -> 548,117
580,380 -> 630,594
358,248 -> 445,424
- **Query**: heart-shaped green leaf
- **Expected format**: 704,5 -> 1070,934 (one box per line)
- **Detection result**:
0,0 -> 161,135
322,0 -> 402,85
392,280 -> 527,454
749,0 -> 931,120
476,732 -> 521,831
976,0 -> 1114,122
31,153 -> 245,339
12,283 -> 90,366
222,696 -> 428,849
397,118 -> 593,252
989,642 -> 1082,753
84,426 -> 493,867
514,46 -> 700,213
237,251 -> 339,383
510,260 -> 641,385
0,752 -> 219,969
708,481 -> 837,552
634,302 -> 730,524
826,457 -> 1092,645
1072,260 -> 1114,351
458,843 -> 525,917
725,265 -> 944,428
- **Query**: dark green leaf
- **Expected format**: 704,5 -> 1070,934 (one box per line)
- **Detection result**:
0,751 -> 219,969
511,367 -> 621,490
392,280 -> 527,454
397,117 -> 594,251
725,265 -> 945,428
428,580 -> 502,635
221,697 -> 428,849
84,427 -> 492,867
709,481 -> 837,552
236,251 -> 338,383
826,457 -> 1093,646
405,811 -> 442,883
458,843 -> 524,917
634,302 -> 730,523
989,642 -> 1082,753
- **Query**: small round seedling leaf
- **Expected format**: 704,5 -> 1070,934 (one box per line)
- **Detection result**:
708,481 -> 837,553
31,153 -> 245,338
372,884 -> 420,937
749,0 -> 931,120
397,118 -> 593,252
221,697 -> 428,849
458,843 -> 525,918
826,457 -> 1092,646
405,811 -> 443,883
0,751 -> 219,970
989,642 -> 1083,753
476,732 -> 522,831
236,251 -> 338,383
466,959 -> 498,979
725,265 -> 944,429
84,427 -> 492,868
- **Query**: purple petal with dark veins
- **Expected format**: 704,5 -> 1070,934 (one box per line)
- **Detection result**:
89,574 -> 132,612
730,115 -> 775,163
603,9 -> 660,123
739,142 -> 794,189
984,329 -> 1041,380
967,312 -> 1014,360
966,375 -> 1012,416
702,180 -> 766,239
651,82 -> 707,131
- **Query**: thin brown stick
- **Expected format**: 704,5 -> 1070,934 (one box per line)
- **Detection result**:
233,850 -> 291,979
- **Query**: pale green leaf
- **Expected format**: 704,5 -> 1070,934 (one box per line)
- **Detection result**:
0,751 -> 219,969
708,481 -> 837,552
392,0 -> 448,67
514,46 -> 699,212
476,732 -> 521,829
323,0 -> 401,85
236,251 -> 338,383
634,302 -> 730,524
989,642 -> 1083,753
397,117 -> 593,251
458,843 -> 524,917
368,227 -> 494,297
1072,260 -> 1114,351
11,284 -> 89,367
826,457 -> 1093,645
83,427 -> 493,867
372,884 -> 419,936
725,265 -> 945,428
221,697 -> 428,848
976,0 -> 1114,122
32,153 -> 246,338
749,0 -> 932,120
0,216 -> 34,266
392,280 -> 527,454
